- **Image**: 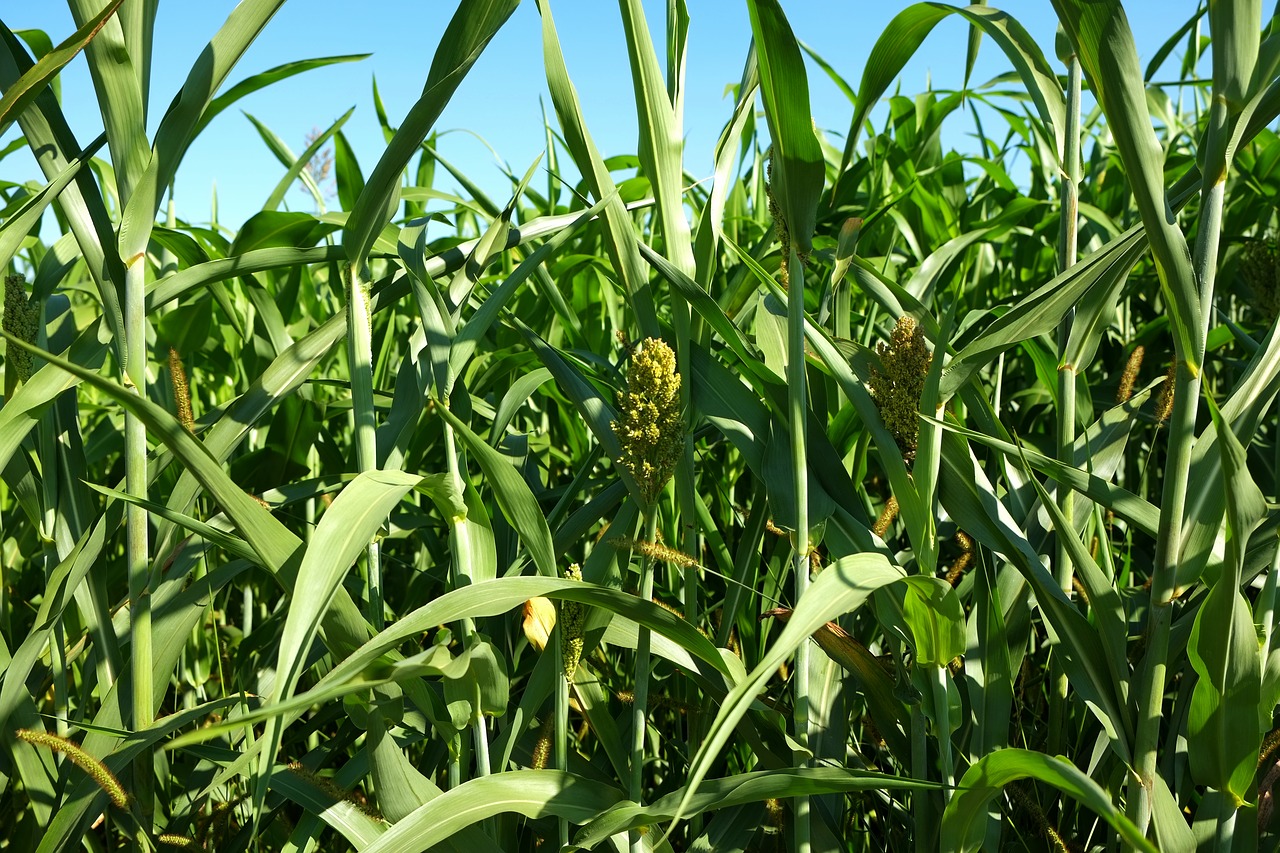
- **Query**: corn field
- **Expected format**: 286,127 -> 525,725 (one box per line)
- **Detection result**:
3,1 -> 1280,851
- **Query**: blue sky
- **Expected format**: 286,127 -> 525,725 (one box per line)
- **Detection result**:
5,1 -> 1205,230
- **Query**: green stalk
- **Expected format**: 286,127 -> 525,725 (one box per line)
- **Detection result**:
443,419 -> 488,780
932,666 -> 953,802
911,703 -> 928,853
1127,93 -> 1229,835
448,733 -> 462,789
124,251 -> 152,823
344,263 -> 383,631
630,509 -> 659,853
833,279 -> 852,413
555,635 -> 570,850
1049,49 -> 1082,760
786,247 -> 811,853
1263,544 -> 1280,655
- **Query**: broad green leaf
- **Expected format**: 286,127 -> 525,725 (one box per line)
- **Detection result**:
258,469 -> 463,803
85,484 -> 257,564
361,771 -> 621,853
901,577 -> 966,667
435,403 -> 557,579
192,54 -> 369,138
619,0 -> 694,276
930,415 -> 1160,538
0,329 -> 106,476
365,721 -> 505,851
938,428 -> 1132,762
534,0 -> 660,337
1209,0 -> 1261,107
67,0 -> 147,203
939,749 -> 1156,853
0,0 -> 123,135
1,332 -> 374,665
746,0 -> 823,253
1052,0 -> 1200,367
165,576 -> 729,751
674,555 -> 903,830
576,767 -> 933,848
1185,397 -> 1266,799
333,128 -> 365,213
1012,442 -> 1131,698
228,211 -> 338,255
0,25 -> 127,355
0,134 -> 104,272
839,4 -> 1066,187
344,0 -> 517,269
119,0 -> 290,258
269,764 -> 388,847
941,226 -> 1148,400
692,42 -> 758,279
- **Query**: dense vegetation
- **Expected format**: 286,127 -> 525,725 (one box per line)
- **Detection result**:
2,1 -> 1280,851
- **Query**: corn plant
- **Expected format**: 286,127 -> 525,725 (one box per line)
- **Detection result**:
2,1 -> 1280,851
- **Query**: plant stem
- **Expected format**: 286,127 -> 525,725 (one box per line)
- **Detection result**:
933,666 -> 954,802
786,247 -> 811,853
630,509 -> 659,853
1128,93 -> 1229,835
1050,49 -> 1082,760
556,636 -> 570,850
911,702 -> 929,853
124,249 -> 153,826
345,262 -> 383,631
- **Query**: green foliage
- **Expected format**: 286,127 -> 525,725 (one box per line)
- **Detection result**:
2,1 -> 1280,851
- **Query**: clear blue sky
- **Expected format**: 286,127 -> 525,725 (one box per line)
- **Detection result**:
5,1 -> 1204,231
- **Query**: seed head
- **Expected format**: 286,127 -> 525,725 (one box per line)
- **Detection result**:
169,348 -> 194,433
872,496 -> 899,539
613,338 -> 683,504
4,275 -> 40,384
1155,362 -> 1176,423
1240,242 -> 1280,322
610,537 -> 699,569
530,715 -> 554,770
16,729 -> 128,809
868,317 -> 932,462
1116,345 -> 1144,404
944,530 -> 974,586
559,563 -> 585,682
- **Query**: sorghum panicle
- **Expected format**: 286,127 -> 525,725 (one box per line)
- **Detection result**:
612,338 -> 683,505
1240,242 -> 1280,322
868,317 -> 932,463
559,563 -> 584,682
4,274 -> 40,385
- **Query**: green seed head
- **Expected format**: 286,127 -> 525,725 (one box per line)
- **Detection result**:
613,337 -> 683,505
1240,242 -> 1280,321
559,563 -> 585,682
1116,345 -> 1144,404
16,728 -> 128,809
169,347 -> 194,433
4,275 -> 39,384
868,317 -> 931,463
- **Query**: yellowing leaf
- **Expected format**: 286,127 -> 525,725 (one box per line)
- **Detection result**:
522,597 -> 556,652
